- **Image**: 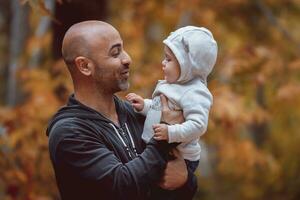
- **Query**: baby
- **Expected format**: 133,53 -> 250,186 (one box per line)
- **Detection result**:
126,26 -> 217,177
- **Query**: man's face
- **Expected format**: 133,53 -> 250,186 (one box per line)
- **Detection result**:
89,27 -> 132,93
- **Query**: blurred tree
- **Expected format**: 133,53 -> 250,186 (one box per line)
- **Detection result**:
0,0 -> 10,105
0,0 -> 300,199
52,0 -> 108,59
6,0 -> 29,106
28,0 -> 56,68
109,1 -> 300,199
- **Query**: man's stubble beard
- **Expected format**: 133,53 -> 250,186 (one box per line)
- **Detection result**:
118,79 -> 130,91
94,67 -> 130,93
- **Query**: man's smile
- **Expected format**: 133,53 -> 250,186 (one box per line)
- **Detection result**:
120,69 -> 130,78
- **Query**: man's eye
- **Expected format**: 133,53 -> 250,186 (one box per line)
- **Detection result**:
112,51 -> 120,57
112,48 -> 121,57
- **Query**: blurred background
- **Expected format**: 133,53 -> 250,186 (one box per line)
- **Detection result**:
0,0 -> 300,199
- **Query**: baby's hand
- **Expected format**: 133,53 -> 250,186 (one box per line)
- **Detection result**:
153,124 -> 169,141
126,93 -> 144,112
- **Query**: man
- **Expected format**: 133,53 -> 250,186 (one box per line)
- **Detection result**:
46,21 -> 197,200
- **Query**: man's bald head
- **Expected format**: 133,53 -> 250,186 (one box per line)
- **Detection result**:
61,20 -> 117,67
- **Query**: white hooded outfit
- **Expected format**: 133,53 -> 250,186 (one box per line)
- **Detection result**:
140,26 -> 218,161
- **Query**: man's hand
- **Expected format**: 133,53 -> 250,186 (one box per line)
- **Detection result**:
153,124 -> 169,141
126,93 -> 144,111
158,149 -> 188,190
160,95 -> 184,125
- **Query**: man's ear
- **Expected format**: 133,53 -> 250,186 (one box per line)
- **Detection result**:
74,56 -> 92,76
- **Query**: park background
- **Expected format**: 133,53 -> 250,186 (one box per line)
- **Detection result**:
0,0 -> 300,199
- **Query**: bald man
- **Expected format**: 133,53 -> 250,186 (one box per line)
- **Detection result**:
46,21 -> 197,200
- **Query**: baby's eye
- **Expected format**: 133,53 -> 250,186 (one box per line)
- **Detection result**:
164,56 -> 171,62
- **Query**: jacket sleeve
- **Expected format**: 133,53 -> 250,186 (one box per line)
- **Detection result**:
50,121 -> 168,199
167,87 -> 213,143
175,168 -> 198,199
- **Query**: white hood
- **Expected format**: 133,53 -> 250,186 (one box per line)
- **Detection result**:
163,26 -> 218,84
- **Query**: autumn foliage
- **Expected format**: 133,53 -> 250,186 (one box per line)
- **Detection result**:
0,0 -> 300,199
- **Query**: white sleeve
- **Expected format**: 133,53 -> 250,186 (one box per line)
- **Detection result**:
167,88 -> 213,143
137,99 -> 152,116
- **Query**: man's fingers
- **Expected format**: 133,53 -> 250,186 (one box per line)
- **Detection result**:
158,179 -> 167,189
160,94 -> 170,112
158,180 -> 176,190
158,181 -> 168,190
171,148 -> 181,158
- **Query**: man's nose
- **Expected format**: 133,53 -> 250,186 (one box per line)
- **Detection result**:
162,59 -> 166,66
121,51 -> 131,67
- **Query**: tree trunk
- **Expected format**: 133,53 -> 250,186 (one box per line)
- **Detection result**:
250,77 -> 269,147
52,0 -> 108,59
0,0 -> 10,104
6,0 -> 29,106
29,0 -> 56,68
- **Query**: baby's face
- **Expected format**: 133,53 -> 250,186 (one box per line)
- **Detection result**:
162,45 -> 180,83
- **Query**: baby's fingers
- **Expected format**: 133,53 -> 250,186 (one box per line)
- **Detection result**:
152,124 -> 162,132
126,93 -> 135,99
154,135 -> 164,140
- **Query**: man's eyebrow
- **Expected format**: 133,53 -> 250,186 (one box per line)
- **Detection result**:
109,43 -> 122,52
